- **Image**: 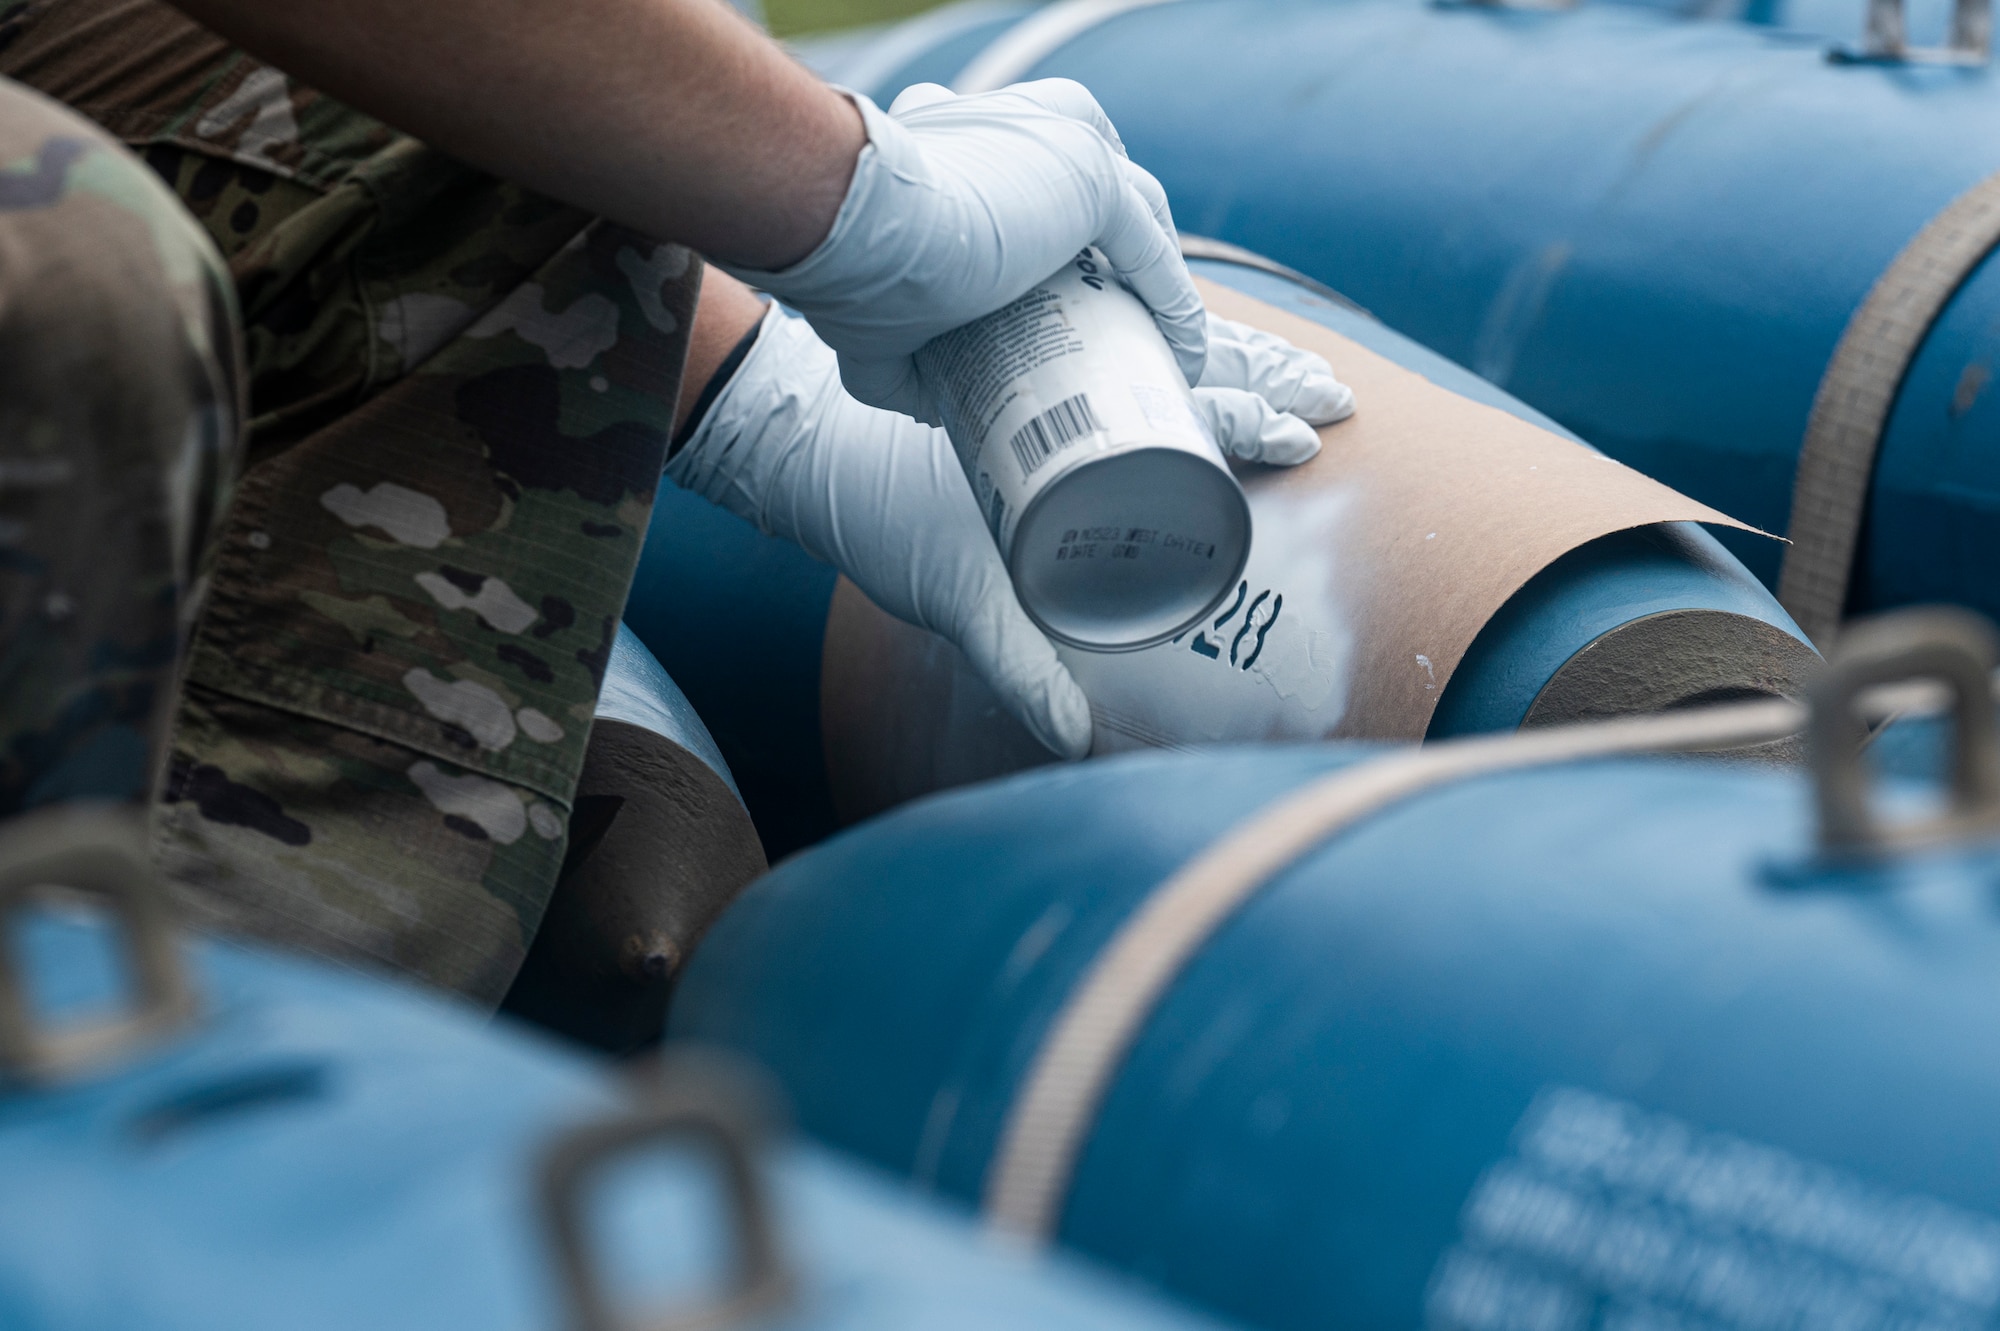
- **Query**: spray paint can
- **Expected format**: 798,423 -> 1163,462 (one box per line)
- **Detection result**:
916,248 -> 1252,651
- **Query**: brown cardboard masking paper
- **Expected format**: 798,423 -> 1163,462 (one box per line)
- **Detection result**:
819,279 -> 1759,821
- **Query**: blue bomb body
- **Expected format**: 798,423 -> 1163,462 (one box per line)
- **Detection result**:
808,0 -> 2000,624
674,742 -> 2000,1331
0,905 -> 1246,1331
627,255 -> 1812,854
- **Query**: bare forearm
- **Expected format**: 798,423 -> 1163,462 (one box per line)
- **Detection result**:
169,0 -> 864,268
675,270 -> 768,435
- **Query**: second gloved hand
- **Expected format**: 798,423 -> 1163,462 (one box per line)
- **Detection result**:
669,305 -> 1356,762
1193,313 -> 1355,462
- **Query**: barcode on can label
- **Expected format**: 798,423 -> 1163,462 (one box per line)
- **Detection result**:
1009,393 -> 1101,478
973,468 -> 1011,541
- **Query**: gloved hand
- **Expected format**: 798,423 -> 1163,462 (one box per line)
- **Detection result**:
668,305 -> 1355,761
720,79 -> 1206,425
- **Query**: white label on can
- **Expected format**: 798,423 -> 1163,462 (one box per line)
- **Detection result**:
1425,1087 -> 2000,1331
1130,382 -> 1211,446
1009,392 -> 1104,477
916,248 -> 1226,553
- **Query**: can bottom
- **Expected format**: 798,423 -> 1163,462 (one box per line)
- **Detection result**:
1011,448 -> 1252,652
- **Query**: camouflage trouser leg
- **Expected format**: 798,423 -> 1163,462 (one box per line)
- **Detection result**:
0,77 -> 239,818
155,219 -> 701,1005
0,1 -> 702,1005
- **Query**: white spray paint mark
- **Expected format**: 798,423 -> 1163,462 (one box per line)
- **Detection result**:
1427,532 -> 1438,541
413,570 -> 538,634
407,761 -> 525,844
195,67 -> 299,168
321,482 -> 451,548
1061,483 -> 1356,744
402,669 -> 516,750
1417,654 -> 1437,691
516,708 -> 564,744
468,283 -> 620,369
1237,486 -> 1356,719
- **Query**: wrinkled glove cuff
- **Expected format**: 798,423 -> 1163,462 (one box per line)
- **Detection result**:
666,303 -> 833,543
712,89 -> 915,303
668,312 -> 767,461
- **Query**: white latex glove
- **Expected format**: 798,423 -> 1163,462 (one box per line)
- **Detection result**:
1194,314 -> 1355,461
669,306 -> 1355,761
719,79 -> 1206,425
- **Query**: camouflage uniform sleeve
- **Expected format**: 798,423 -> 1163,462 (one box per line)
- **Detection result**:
0,0 -> 704,1003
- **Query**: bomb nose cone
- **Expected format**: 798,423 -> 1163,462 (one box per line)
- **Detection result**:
623,932 -> 681,986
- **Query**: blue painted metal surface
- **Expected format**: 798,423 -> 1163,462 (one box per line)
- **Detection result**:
1870,705 -> 1952,780
625,481 -> 838,858
832,0 -> 2000,619
1757,0 -> 1958,43
673,742 -> 2000,1331
0,906 -> 1241,1331
1608,0 -> 1959,48
624,254 -> 1808,846
600,623 -> 742,800
1432,523 -> 1800,734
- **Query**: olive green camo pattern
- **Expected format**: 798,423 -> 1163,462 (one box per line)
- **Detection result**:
0,0 -> 703,1003
0,76 -> 239,824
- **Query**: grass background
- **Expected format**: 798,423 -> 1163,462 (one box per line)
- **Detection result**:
765,0 -> 947,37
